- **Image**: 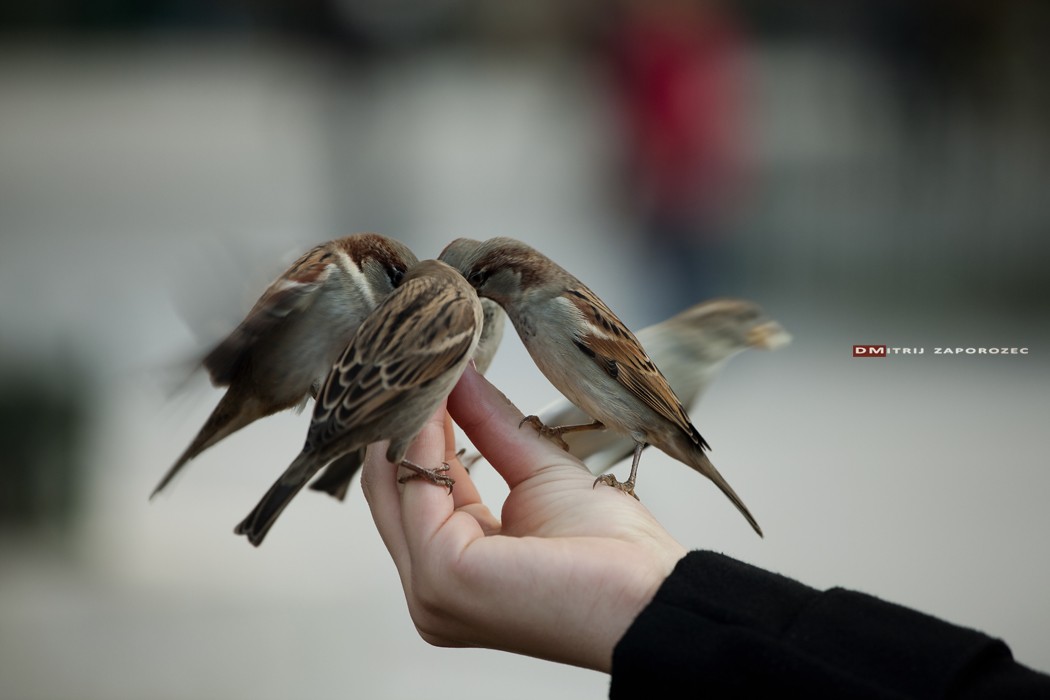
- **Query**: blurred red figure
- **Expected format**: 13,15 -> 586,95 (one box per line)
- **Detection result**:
611,0 -> 751,313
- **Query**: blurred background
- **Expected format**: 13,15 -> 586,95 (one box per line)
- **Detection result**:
2,1 -> 1049,698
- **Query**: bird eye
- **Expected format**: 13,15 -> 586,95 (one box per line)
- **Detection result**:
468,269 -> 489,287
388,266 -> 406,286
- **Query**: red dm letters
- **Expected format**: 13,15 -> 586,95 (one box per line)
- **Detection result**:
852,345 -> 886,357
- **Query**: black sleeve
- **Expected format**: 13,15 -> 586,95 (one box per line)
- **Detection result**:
610,551 -> 1050,699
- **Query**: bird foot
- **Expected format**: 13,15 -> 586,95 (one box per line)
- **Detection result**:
458,450 -> 484,472
593,474 -> 639,500
519,415 -> 571,451
398,460 -> 455,493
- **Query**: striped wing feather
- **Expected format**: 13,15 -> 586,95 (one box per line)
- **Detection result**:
300,275 -> 478,467
566,287 -> 710,451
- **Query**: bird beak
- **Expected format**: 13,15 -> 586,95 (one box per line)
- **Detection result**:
747,321 -> 792,350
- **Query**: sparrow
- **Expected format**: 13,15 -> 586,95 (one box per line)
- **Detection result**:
307,243 -> 506,500
234,259 -> 483,546
151,233 -> 419,498
471,298 -> 507,376
439,237 -> 763,536
537,298 -> 790,472
436,239 -> 507,375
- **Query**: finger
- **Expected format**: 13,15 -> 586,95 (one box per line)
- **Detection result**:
443,411 -> 458,462
442,412 -> 502,534
458,502 -> 502,536
441,412 -> 483,510
360,440 -> 410,573
449,365 -> 579,489
398,400 -> 459,555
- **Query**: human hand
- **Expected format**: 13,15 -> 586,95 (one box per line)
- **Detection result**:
361,366 -> 687,672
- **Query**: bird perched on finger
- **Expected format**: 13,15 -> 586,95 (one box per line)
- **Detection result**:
537,298 -> 790,472
307,270 -> 505,500
150,233 -> 419,498
439,237 -> 763,537
306,294 -> 504,500
234,259 -> 483,546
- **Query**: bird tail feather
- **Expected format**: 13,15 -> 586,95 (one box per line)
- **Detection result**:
234,450 -> 323,547
150,392 -> 258,499
308,447 -> 366,501
690,450 -> 763,538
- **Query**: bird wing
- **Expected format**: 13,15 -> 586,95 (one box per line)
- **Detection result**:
203,244 -> 336,385
293,274 -> 480,478
564,287 -> 710,451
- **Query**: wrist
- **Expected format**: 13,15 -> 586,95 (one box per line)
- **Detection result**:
585,538 -> 687,672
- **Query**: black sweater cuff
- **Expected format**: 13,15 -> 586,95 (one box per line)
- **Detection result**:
610,551 -> 1047,699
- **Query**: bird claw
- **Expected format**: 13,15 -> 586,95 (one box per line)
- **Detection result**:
458,450 -> 484,472
519,415 -> 571,452
593,474 -> 639,500
398,460 -> 455,493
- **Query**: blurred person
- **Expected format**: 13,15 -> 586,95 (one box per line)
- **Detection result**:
607,0 -> 751,317
362,367 -> 1050,698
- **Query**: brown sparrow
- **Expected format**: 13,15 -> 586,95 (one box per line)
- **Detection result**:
439,237 -> 763,537
307,293 -> 505,500
151,233 -> 418,498
234,259 -> 483,546
538,298 -> 790,472
435,239 -> 506,379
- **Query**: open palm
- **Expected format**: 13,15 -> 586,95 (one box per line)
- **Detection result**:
361,367 -> 686,672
